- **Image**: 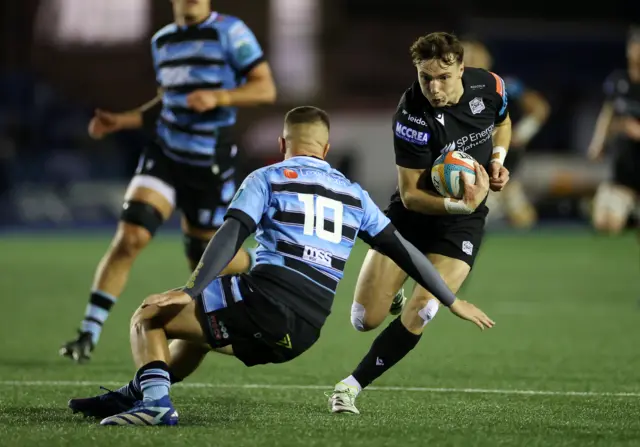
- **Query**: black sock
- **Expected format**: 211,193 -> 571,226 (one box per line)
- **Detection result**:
352,317 -> 421,389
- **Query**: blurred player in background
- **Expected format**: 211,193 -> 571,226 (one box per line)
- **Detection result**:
60,0 -> 276,363
328,32 -> 508,414
587,26 -> 640,235
462,38 -> 550,228
67,106 -> 493,426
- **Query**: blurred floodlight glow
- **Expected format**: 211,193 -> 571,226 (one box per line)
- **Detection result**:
36,0 -> 151,46
270,0 -> 320,100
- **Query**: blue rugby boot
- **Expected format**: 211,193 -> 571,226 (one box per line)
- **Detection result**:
100,396 -> 178,426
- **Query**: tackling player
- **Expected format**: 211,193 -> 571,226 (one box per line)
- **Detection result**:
67,106 -> 494,426
461,38 -> 550,228
587,26 -> 640,234
328,32 -> 511,414
60,0 -> 276,363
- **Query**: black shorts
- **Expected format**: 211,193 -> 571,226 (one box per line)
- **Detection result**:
196,274 -> 321,367
133,140 -> 239,230
382,201 -> 488,268
612,137 -> 640,194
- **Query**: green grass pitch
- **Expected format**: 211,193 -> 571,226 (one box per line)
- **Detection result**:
0,230 -> 639,446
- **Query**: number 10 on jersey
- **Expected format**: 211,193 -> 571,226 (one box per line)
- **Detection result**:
298,194 -> 344,243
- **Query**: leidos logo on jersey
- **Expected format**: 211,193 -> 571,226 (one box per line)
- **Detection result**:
395,122 -> 430,145
407,114 -> 427,126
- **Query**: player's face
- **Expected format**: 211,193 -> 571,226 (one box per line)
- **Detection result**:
416,58 -> 464,107
171,0 -> 210,21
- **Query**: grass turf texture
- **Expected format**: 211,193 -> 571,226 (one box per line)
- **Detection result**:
0,231 -> 638,446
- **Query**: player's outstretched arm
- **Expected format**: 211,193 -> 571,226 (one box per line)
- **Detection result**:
182,217 -> 251,298
363,224 -> 495,330
88,89 -> 163,139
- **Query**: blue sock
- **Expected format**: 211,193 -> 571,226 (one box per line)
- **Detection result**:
116,372 -> 181,400
81,290 -> 117,345
135,361 -> 171,402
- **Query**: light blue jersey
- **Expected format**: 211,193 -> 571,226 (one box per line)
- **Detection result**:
227,156 -> 390,294
151,12 -> 264,165
503,76 -> 525,101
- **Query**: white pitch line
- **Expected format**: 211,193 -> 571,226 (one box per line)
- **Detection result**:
0,380 -> 638,398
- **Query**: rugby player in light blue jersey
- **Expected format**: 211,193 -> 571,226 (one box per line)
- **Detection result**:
68,106 -> 494,426
61,0 -> 276,363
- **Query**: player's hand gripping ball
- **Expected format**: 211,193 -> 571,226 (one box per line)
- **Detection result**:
431,151 -> 477,199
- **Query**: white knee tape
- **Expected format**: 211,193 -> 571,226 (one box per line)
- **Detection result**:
417,299 -> 439,327
350,302 -> 366,332
594,183 -> 634,216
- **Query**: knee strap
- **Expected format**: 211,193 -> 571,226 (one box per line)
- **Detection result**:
120,200 -> 164,236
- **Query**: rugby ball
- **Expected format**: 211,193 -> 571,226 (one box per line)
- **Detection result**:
431,151 -> 477,199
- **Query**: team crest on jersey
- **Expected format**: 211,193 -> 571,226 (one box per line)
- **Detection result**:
469,97 -> 485,115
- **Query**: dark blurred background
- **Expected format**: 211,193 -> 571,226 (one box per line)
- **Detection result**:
1,0 -> 638,229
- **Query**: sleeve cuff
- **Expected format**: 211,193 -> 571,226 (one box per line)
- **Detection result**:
237,56 -> 266,77
225,208 -> 257,233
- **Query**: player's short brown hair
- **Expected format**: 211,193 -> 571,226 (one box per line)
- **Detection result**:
410,32 -> 464,66
284,106 -> 330,131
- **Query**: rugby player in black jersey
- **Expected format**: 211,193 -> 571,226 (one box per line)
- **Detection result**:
329,32 -> 512,414
588,26 -> 640,235
462,38 -> 550,229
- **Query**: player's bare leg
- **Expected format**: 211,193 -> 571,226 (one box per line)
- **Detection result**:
350,249 -> 408,332
80,297 -> 205,426
68,330 -> 233,420
500,180 -> 538,229
330,254 -> 469,414
181,216 -> 252,273
401,254 -> 469,333
95,188 -> 173,301
60,184 -> 173,363
591,182 -> 635,234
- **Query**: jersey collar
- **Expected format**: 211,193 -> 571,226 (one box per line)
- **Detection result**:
178,12 -> 218,30
289,155 -> 330,168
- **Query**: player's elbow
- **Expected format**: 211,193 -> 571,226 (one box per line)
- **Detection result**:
400,189 -> 419,212
260,82 -> 277,104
